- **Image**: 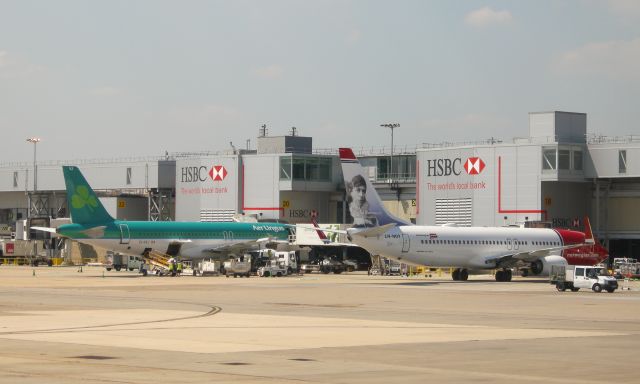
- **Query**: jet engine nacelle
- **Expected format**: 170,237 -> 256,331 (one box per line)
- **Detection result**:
530,255 -> 568,276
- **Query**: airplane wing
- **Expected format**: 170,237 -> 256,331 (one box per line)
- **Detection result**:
351,223 -> 396,238
201,237 -> 287,255
294,224 -> 356,247
492,243 -> 589,268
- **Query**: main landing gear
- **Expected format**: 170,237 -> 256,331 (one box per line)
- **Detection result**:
452,268 -> 469,281
495,269 -> 512,282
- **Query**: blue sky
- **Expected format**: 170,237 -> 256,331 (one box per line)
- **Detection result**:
1,0 -> 639,161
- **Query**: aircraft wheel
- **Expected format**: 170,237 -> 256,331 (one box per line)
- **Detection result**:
495,270 -> 504,282
452,268 -> 460,281
505,270 -> 512,282
521,269 -> 529,277
459,269 -> 469,281
115,266 -> 121,272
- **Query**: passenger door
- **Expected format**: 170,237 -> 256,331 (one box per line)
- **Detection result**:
119,224 -> 130,244
401,234 -> 410,253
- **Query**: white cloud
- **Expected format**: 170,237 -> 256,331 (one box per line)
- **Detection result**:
252,64 -> 284,80
90,86 -> 122,96
553,38 -> 640,81
464,6 -> 513,28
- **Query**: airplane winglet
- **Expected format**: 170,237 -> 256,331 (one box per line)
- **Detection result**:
339,148 -> 357,160
583,216 -> 595,244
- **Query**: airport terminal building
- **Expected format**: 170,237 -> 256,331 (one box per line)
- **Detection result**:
0,111 -> 638,260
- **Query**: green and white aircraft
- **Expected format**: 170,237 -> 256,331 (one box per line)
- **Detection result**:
36,166 -> 292,259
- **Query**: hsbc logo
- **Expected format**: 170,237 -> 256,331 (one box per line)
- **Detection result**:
181,165 -> 229,183
426,157 -> 486,177
209,165 -> 227,181
464,157 -> 485,175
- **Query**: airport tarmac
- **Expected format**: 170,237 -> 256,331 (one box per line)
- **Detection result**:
0,266 -> 639,383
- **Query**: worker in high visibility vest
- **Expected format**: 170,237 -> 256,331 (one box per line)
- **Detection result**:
177,261 -> 183,276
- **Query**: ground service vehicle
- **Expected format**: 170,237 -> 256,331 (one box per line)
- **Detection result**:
300,263 -> 320,274
257,260 -> 287,277
551,265 -> 618,293
319,258 -> 345,274
223,255 -> 252,278
106,252 -> 144,272
193,259 -> 221,276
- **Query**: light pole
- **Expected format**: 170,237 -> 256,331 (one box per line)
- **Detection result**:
26,137 -> 41,191
380,123 -> 400,180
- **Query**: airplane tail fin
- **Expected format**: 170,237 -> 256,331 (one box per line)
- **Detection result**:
311,216 -> 330,244
584,216 -> 609,263
339,148 -> 410,227
63,166 -> 115,225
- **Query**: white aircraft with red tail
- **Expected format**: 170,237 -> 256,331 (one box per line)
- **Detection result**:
339,148 -> 603,282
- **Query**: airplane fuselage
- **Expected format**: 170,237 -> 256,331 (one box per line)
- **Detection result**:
349,225 -> 584,269
58,221 -> 291,259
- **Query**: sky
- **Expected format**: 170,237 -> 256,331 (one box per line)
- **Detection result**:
1,0 -> 639,163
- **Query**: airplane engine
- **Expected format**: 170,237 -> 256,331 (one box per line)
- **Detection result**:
530,255 -> 568,276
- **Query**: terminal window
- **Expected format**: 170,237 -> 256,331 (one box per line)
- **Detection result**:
13,171 -> 18,188
619,150 -> 627,174
558,149 -> 570,170
573,150 -> 583,171
280,156 -> 331,181
126,167 -> 132,185
542,148 -> 556,170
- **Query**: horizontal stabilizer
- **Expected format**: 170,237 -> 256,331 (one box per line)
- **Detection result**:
31,226 -> 61,237
80,226 -> 107,238
352,223 -> 396,238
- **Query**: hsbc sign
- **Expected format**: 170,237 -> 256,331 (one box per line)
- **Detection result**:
181,165 -> 228,183
209,165 -> 227,181
426,157 -> 486,177
464,157 -> 485,175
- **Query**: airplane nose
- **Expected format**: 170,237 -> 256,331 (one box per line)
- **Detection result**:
556,229 -> 585,245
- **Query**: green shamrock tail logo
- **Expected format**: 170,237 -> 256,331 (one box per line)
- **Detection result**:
71,185 -> 98,212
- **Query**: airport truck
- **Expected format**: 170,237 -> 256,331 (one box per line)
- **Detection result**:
223,255 -> 252,278
105,252 -> 144,272
257,262 -> 287,277
550,265 -> 618,293
193,259 -> 221,276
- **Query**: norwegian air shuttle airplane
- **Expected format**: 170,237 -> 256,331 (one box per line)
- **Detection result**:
339,148 -> 598,282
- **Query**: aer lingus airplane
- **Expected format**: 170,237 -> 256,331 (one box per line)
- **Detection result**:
338,148 -> 598,282
34,166 -> 292,260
